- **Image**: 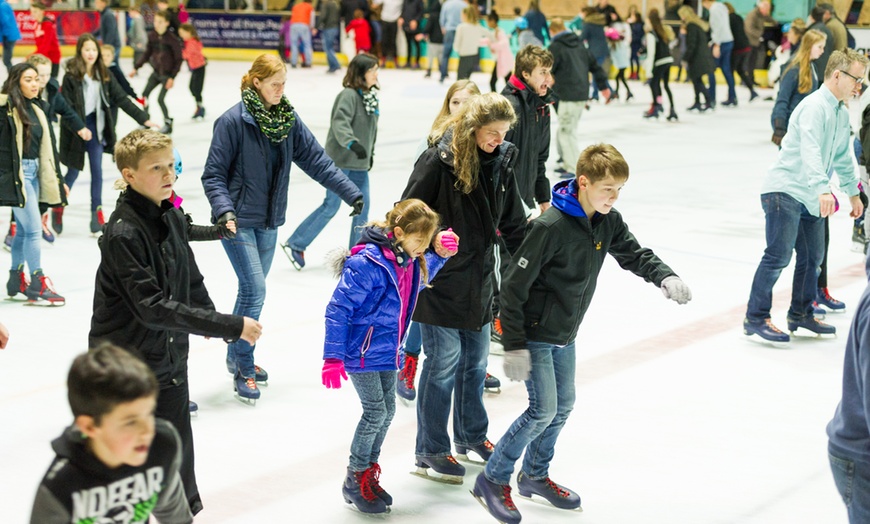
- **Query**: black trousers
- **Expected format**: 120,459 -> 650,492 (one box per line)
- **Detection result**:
156,382 -> 203,515
489,65 -> 510,92
381,21 -> 398,61
404,29 -> 421,64
457,55 -> 477,80
142,72 -> 171,120
732,48 -> 754,91
190,66 -> 205,104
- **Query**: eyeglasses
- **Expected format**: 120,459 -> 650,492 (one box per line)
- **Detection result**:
839,69 -> 866,84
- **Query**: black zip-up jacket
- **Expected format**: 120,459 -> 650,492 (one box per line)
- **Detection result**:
59,69 -> 149,169
44,77 -> 85,132
423,0 -> 443,44
134,30 -> 183,78
502,75 -> 552,208
549,31 -> 608,102
402,130 -> 527,331
499,179 -> 677,351
89,188 -> 244,388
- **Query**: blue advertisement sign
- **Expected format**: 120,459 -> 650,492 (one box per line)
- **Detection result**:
189,12 -> 330,51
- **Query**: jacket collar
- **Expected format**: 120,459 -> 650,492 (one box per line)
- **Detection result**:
123,186 -> 173,218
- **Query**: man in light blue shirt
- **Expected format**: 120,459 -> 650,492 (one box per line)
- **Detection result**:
701,0 -> 735,106
438,0 -> 467,82
744,49 -> 868,344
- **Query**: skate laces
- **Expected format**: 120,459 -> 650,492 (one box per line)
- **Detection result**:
402,355 -> 418,389
446,455 -> 459,465
368,463 -> 386,495
764,319 -> 784,334
482,440 -> 494,452
545,477 -> 571,498
37,275 -> 58,296
821,288 -> 842,304
493,317 -> 503,335
358,469 -> 379,502
254,365 -> 265,374
501,485 -> 517,510
244,377 -> 258,390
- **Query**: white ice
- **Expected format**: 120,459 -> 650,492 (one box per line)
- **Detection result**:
0,59 -> 862,523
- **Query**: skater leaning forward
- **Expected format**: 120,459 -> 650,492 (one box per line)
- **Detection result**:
743,49 -> 868,345
89,129 -> 263,516
321,199 -> 458,514
401,92 -> 528,482
473,144 -> 691,524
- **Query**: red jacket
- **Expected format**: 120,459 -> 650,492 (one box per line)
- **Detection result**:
345,18 -> 371,51
182,38 -> 206,70
34,16 -> 61,64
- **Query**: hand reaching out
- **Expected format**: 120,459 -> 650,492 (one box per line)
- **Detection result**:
240,317 -> 263,345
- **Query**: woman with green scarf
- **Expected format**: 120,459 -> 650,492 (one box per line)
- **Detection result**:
202,53 -> 364,403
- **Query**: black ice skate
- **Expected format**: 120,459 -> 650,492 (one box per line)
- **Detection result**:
485,373 -> 501,394
342,467 -> 388,514
787,316 -> 836,337
225,360 -> 269,384
516,471 -> 582,510
396,353 -> 418,402
189,400 -> 198,416
853,223 -> 869,253
471,473 -> 521,524
456,439 -> 495,465
411,455 -> 465,484
233,372 -> 260,405
6,264 -> 28,300
24,271 -> 65,306
368,463 -> 392,506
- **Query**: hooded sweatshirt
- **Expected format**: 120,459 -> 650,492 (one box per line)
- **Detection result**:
29,419 -> 192,524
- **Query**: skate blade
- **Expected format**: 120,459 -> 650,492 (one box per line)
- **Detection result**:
788,327 -> 837,339
471,491 -> 513,524
397,395 -> 414,407
743,333 -> 790,349
818,306 -> 846,314
484,388 -> 501,395
5,295 -> 28,302
256,380 -> 269,386
342,500 -> 391,516
233,394 -> 257,406
409,468 -> 464,485
516,492 -> 583,512
456,453 -> 488,466
24,298 -> 65,307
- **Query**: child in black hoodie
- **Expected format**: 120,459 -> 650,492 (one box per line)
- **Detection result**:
30,343 -> 192,524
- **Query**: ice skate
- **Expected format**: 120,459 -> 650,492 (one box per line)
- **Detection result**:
90,207 -> 105,236
233,372 -> 260,405
484,373 -> 501,394
817,288 -> 846,312
281,243 -> 305,270
158,117 -> 174,135
743,318 -> 789,347
6,264 -> 28,300
342,467 -> 388,514
226,360 -> 269,384
471,473 -> 521,524
812,302 -> 826,318
192,105 -> 206,120
24,271 -> 64,306
516,471 -> 582,510
396,353 -> 418,402
456,439 -> 495,465
490,317 -> 503,345
787,316 -> 836,337
51,207 -> 64,235
852,224 -> 868,253
411,455 -> 465,484
666,108 -> 679,122
368,463 -> 392,506
41,213 -> 54,243
189,400 -> 198,416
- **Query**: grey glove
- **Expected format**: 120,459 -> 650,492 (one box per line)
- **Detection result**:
661,276 -> 692,305
503,349 -> 531,381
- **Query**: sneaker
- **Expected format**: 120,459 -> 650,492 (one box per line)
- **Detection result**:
90,207 -> 105,234
51,207 -> 64,235
25,271 -> 65,305
472,473 -> 521,524
397,353 -> 418,401
6,264 -> 28,298
516,470 -> 581,509
367,463 -> 392,506
743,318 -> 789,343
281,243 -> 305,270
787,316 -> 836,335
817,287 -> 846,311
41,213 -> 54,243
491,317 -> 503,344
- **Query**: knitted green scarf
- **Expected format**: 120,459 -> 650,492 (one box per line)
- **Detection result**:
241,87 -> 296,143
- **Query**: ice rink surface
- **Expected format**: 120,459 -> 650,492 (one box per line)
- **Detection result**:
0,58 -> 865,523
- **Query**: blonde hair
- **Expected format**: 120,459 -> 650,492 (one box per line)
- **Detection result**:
241,53 -> 286,91
825,49 -> 870,80
678,5 -> 709,32
430,93 -> 517,194
430,80 -> 481,140
368,199 -> 441,284
784,29 -> 826,94
26,53 -> 51,67
115,129 -> 173,176
576,143 -> 629,183
462,5 -> 479,24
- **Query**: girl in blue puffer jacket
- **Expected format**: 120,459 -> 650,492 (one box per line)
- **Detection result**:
321,198 -> 458,514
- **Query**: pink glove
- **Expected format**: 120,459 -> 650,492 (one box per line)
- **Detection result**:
440,228 -> 458,252
322,358 -> 348,389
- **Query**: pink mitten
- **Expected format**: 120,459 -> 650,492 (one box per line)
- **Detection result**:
322,359 -> 348,389
440,228 -> 458,252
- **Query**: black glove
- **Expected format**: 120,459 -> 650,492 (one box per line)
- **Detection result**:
349,141 -> 367,160
217,211 -> 237,239
772,128 -> 785,147
349,197 -> 364,217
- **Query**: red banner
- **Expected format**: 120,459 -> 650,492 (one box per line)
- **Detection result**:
14,10 -> 100,46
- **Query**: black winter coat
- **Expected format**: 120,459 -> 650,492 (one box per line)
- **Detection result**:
44,77 -> 85,132
402,132 -> 527,331
549,31 -> 608,102
59,70 -> 149,170
502,75 -> 552,208
401,0 -> 424,32
683,22 -> 714,79
423,0 -> 443,44
89,188 -> 244,388
134,30 -> 183,78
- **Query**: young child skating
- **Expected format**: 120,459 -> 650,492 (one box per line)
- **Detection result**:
178,23 -> 206,120
89,129 -> 261,515
346,9 -> 372,54
130,10 -> 183,134
322,198 -> 459,514
30,343 -> 192,523
473,143 -> 692,523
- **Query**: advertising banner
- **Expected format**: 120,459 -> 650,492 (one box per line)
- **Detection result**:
189,12 -> 329,51
14,10 -> 100,46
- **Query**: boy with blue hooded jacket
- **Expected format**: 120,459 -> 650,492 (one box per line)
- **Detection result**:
320,198 -> 459,515
472,143 -> 692,524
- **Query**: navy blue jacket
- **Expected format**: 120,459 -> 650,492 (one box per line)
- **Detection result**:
202,101 -> 363,229
324,231 -> 446,373
771,66 -> 818,133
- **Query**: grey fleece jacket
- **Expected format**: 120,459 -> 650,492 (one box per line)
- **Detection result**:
324,87 -> 379,171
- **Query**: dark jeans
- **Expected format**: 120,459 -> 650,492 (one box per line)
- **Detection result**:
142,72 -> 171,120
381,20 -> 398,61
156,382 -> 202,515
440,30 -> 455,81
1,37 -> 14,73
189,66 -> 205,104
348,370 -> 397,471
732,47 -> 755,92
457,55 -> 477,80
321,27 -> 341,71
64,113 -> 105,212
819,216 -> 830,288
746,192 -> 825,323
404,321 -> 422,356
404,29 -> 421,65
707,40 -> 735,102
829,445 -> 870,523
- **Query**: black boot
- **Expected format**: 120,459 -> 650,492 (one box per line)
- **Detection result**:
342,467 -> 387,513
643,104 -> 660,119
158,117 -> 174,135
667,107 -> 679,121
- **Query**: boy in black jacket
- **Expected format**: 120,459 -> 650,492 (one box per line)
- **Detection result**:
130,11 -> 183,134
472,143 -> 691,524
30,343 -> 192,524
89,130 -> 262,515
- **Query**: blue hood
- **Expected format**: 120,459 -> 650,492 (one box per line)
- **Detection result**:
551,179 -> 587,218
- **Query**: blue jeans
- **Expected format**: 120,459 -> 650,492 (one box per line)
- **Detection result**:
440,30 -> 455,80
485,341 -> 576,484
290,23 -> 313,66
403,321 -> 422,356
830,445 -> 870,523
286,169 -> 368,251
746,192 -> 825,323
708,40 -> 735,103
11,159 -> 42,274
222,227 -> 278,378
321,27 -> 341,71
64,113 -> 104,211
348,370 -> 397,471
415,323 -> 490,456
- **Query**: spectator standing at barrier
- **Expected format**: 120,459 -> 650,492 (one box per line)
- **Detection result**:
0,0 -> 21,76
